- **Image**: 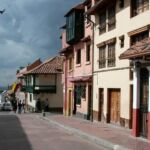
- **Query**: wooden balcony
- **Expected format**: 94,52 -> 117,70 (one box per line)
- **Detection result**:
26,85 -> 56,93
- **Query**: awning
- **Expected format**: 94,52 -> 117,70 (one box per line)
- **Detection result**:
59,45 -> 73,54
70,76 -> 92,82
86,0 -> 109,15
119,38 -> 150,60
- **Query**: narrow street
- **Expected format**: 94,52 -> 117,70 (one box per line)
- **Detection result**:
0,112 -> 108,150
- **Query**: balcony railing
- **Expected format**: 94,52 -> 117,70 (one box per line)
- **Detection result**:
21,85 -> 26,92
26,85 -> 56,93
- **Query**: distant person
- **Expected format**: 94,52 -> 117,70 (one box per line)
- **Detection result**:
36,98 -> 41,112
18,100 -> 22,114
45,99 -> 49,112
22,100 -> 25,113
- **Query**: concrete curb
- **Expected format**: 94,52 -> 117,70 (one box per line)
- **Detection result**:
38,116 -> 130,150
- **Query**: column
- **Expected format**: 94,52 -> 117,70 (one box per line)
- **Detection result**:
132,66 -> 140,136
147,67 -> 150,140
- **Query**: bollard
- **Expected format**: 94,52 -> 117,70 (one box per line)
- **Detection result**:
42,110 -> 46,117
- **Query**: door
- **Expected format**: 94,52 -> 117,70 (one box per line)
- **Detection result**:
98,88 -> 104,121
140,68 -> 149,138
68,90 -> 72,116
108,89 -> 120,124
87,85 -> 92,120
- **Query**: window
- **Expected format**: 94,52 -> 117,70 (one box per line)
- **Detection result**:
99,4 -> 116,34
86,44 -> 91,62
119,35 -> 124,48
68,57 -> 73,70
99,46 -> 106,68
76,49 -> 81,64
66,13 -> 74,41
30,94 -> 32,102
74,85 -> 86,105
131,0 -> 149,17
131,30 -> 149,45
108,43 -> 116,67
99,11 -> 106,34
108,5 -> 116,31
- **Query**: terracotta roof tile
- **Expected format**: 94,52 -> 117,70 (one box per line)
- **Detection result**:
26,56 -> 64,74
119,38 -> 150,59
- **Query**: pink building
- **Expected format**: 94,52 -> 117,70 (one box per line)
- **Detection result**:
60,0 -> 93,120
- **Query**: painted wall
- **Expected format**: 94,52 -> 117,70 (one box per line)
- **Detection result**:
27,74 -> 63,109
35,74 -> 56,85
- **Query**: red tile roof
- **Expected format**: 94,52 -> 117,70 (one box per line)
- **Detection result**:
119,38 -> 150,59
26,56 -> 64,74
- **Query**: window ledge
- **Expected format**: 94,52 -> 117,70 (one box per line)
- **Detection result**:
68,69 -> 73,73
77,104 -> 81,108
85,61 -> 91,65
76,64 -> 81,67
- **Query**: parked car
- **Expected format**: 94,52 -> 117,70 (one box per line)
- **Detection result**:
1,102 -> 12,111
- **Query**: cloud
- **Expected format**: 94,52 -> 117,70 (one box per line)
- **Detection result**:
0,0 -> 82,86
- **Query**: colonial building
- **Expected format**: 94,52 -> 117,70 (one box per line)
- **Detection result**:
25,56 -> 64,112
60,1 -> 93,119
16,59 -> 42,109
86,0 -> 150,139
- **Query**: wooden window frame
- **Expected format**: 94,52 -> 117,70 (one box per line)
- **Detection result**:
131,0 -> 149,17
107,43 -> 116,67
86,44 -> 91,62
99,10 -> 106,35
76,49 -> 81,65
68,57 -> 73,71
108,5 -> 116,31
99,45 -> 106,69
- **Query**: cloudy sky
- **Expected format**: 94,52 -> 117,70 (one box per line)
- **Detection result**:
0,0 -> 82,87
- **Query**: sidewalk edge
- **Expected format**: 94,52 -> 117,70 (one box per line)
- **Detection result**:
38,116 -> 130,150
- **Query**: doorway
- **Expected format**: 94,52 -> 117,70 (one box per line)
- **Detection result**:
108,89 -> 120,124
139,68 -> 149,138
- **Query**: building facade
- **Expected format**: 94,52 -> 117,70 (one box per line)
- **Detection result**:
87,0 -> 150,139
60,1 -> 93,119
25,56 -> 64,112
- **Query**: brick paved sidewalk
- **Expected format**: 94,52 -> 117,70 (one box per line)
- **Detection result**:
39,113 -> 150,150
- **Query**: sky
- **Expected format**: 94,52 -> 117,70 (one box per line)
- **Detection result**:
0,0 -> 82,87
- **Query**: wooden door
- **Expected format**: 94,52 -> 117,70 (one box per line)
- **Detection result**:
98,88 -> 104,121
87,85 -> 92,120
140,68 -> 148,138
109,89 -> 120,124
68,90 -> 72,116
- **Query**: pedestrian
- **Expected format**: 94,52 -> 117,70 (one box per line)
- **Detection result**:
18,100 -> 22,114
22,100 -> 25,113
36,98 -> 41,112
45,99 -> 49,112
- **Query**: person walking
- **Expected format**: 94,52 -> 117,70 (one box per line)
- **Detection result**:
18,100 -> 22,114
45,99 -> 49,112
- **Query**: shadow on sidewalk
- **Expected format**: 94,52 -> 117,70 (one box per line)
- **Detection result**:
0,114 -> 32,150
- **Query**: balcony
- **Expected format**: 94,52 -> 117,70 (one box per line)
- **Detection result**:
21,85 -> 26,92
66,10 -> 84,44
26,85 -> 56,93
34,85 -> 56,93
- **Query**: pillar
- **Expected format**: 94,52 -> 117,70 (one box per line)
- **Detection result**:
132,65 -> 140,136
